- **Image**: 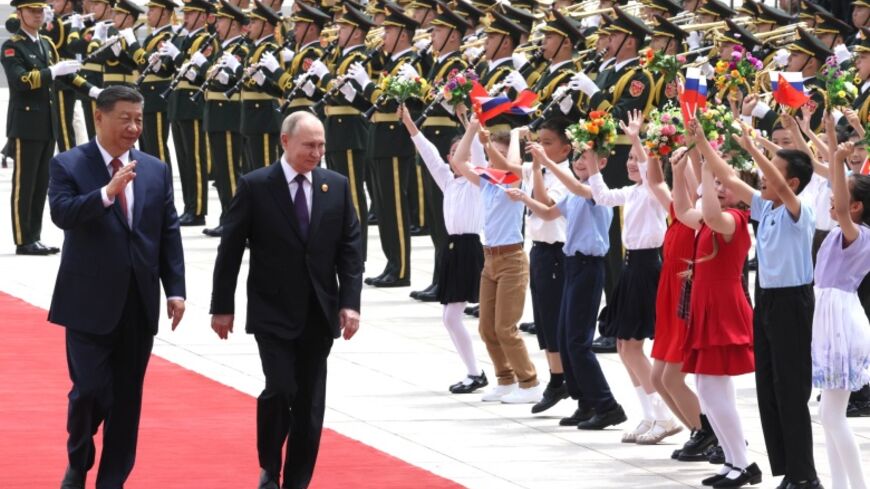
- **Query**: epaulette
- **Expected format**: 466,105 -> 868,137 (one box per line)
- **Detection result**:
10,34 -> 24,42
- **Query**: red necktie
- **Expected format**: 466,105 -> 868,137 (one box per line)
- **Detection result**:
109,158 -> 129,223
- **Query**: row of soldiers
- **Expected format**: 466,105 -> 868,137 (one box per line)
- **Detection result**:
3,0 -> 870,304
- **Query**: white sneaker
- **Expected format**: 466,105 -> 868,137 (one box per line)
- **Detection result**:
636,419 -> 683,445
481,383 -> 518,402
621,419 -> 654,443
500,384 -> 544,404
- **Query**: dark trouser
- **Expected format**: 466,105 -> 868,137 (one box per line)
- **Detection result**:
81,97 -> 97,140
365,155 -> 378,218
601,144 -> 631,301
530,242 -> 565,352
559,253 -> 616,412
811,229 -> 829,265
243,132 -> 280,174
55,88 -> 78,152
207,130 -> 243,224
407,160 -> 426,229
171,119 -> 209,218
9,137 -> 53,246
140,111 -> 172,165
65,279 -> 153,489
326,149 -> 368,260
372,155 -> 413,280
255,315 -> 333,489
754,284 -> 816,481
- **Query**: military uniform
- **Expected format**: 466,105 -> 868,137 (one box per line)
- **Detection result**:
66,4 -> 112,139
270,3 -> 332,115
648,15 -> 687,109
43,11 -> 83,151
528,10 -> 584,124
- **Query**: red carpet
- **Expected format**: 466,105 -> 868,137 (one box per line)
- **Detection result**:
0,292 -> 464,489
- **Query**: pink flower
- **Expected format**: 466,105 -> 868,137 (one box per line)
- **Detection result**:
661,125 -> 676,136
661,114 -> 671,123
732,51 -> 743,61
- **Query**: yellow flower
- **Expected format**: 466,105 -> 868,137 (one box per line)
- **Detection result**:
839,90 -> 846,98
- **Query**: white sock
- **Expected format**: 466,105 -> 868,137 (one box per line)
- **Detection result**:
635,386 -> 654,421
697,375 -> 749,472
443,302 -> 480,378
819,389 -> 868,489
649,392 -> 672,421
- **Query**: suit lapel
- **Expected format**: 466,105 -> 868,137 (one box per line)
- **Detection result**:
267,162 -> 304,241
308,168 -> 325,243
130,150 -> 146,228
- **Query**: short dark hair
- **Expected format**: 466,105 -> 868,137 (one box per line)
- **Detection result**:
95,85 -> 144,113
851,175 -> 870,226
538,117 -> 571,145
775,148 -> 813,194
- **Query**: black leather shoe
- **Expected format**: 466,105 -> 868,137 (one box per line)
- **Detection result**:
707,444 -> 726,464
257,469 -> 279,489
559,406 -> 594,426
410,283 -> 436,300
747,257 -> 758,271
417,285 -> 439,302
464,304 -> 477,315
371,274 -> 411,288
179,214 -> 206,226
519,322 -> 535,333
60,466 -> 85,489
785,478 -> 824,489
365,271 -> 388,286
16,243 -> 52,255
847,400 -> 870,417
472,307 -> 480,318
367,211 -> 378,225
678,429 -> 718,462
409,225 -> 429,236
712,463 -> 761,488
702,464 -> 733,487
577,404 -> 627,430
35,241 -> 60,254
776,478 -> 790,489
591,336 -> 617,353
449,372 -> 488,393
202,226 -> 223,237
531,383 -> 569,414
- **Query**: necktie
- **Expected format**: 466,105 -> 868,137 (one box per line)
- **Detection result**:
109,158 -> 129,224
293,173 -> 309,240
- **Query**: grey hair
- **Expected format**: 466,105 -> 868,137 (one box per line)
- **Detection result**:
281,111 -> 321,137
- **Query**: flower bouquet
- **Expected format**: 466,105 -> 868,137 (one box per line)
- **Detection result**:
817,56 -> 859,109
566,110 -> 617,156
640,48 -> 687,84
378,72 -> 430,103
697,104 -> 753,171
644,103 -> 685,158
713,45 -> 763,100
441,68 -> 479,107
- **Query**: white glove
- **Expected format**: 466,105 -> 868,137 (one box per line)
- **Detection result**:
253,69 -> 266,86
339,81 -> 357,102
414,39 -> 430,52
159,41 -> 180,59
348,62 -> 371,88
184,66 -> 197,81
559,94 -> 574,114
50,59 -> 81,78
307,59 -> 329,79
43,6 -> 54,24
774,48 -> 789,68
686,31 -> 701,50
111,40 -> 122,57
552,85 -> 569,100
511,52 -> 528,70
120,27 -> 136,45
281,48 -> 294,63
834,44 -> 852,65
148,51 -> 161,68
398,63 -> 419,81
699,61 -> 714,79
464,46 -> 483,61
581,14 -> 600,28
216,70 -> 229,84
191,51 -> 208,67
88,86 -> 103,99
69,13 -> 84,30
569,72 -> 599,97
93,21 -> 110,42
260,51 -> 280,72
220,52 -> 240,71
439,99 -> 455,114
505,70 -> 528,91
301,79 -> 316,97
751,100 -> 771,119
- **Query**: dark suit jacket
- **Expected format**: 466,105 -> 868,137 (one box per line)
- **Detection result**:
47,141 -> 186,335
210,162 -> 363,339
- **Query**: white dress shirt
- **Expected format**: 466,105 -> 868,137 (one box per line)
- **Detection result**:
799,173 -> 834,231
588,163 -> 667,249
522,161 -> 568,244
98,138 -> 134,226
281,155 -> 313,219
411,133 -> 483,235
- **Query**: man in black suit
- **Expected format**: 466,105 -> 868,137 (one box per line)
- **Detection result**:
47,86 -> 186,489
210,111 -> 363,489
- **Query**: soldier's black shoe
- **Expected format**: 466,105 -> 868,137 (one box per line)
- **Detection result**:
365,271 -> 389,286
417,285 -> 439,302
409,225 -> 429,236
16,243 -> 52,255
785,478 -> 824,489
410,283 -> 436,300
559,406 -> 595,426
35,241 -> 60,254
577,404 -> 627,430
179,214 -> 205,226
591,336 -> 617,353
203,226 -> 223,237
371,274 -> 410,287
60,466 -> 85,489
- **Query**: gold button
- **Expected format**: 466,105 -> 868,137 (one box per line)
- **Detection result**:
150,86 -> 155,90
435,130 -> 440,135
338,118 -> 343,123
218,102 -> 223,107
389,124 -> 394,130
25,106 -> 30,111
255,103 -> 259,108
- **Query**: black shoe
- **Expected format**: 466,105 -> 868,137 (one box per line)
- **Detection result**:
464,304 -> 477,315
449,372 -> 488,394
531,383 -> 569,414
591,336 -> 617,353
417,285 -> 439,302
785,479 -> 824,489
678,429 -> 718,462
577,404 -> 627,430
712,463 -> 762,488
776,478 -> 790,489
707,444 -> 726,465
559,406 -> 595,426
409,225 -> 429,236
472,306 -> 480,318
179,214 -> 206,226
847,400 -> 870,417
519,322 -> 535,333
60,466 -> 85,489
371,274 -> 411,288
747,257 -> 757,271
410,283 -> 435,300
702,464 -> 733,487
367,211 -> 378,225
203,225 -> 223,237
257,469 -> 279,489
34,241 -> 60,254
365,271 -> 388,286
16,243 -> 52,256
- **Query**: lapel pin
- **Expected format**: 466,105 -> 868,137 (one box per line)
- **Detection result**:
321,183 -> 328,192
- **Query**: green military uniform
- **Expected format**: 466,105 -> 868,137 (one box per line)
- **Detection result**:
1,0 -> 97,252
270,2 -> 331,115
201,0 -> 251,236
853,34 -> 870,125
100,0 -> 144,89
66,3 -> 112,139
529,10 -> 583,123
649,15 -> 687,109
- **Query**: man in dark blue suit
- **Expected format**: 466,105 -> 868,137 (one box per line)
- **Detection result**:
210,111 -> 363,489
47,86 -> 186,489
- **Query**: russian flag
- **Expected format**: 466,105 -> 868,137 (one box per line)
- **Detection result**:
472,166 -> 520,185
860,158 -> 870,176
680,67 -> 707,122
470,81 -> 538,125
771,72 -> 809,109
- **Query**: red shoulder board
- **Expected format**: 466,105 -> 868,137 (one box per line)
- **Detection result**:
629,79 -> 645,98
4,48 -> 15,57
303,58 -> 312,72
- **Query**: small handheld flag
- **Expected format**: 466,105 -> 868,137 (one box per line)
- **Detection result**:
680,67 -> 707,122
472,166 -> 520,185
470,81 -> 538,125
772,72 -> 809,109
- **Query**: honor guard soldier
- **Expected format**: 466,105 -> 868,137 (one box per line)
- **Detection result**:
852,1 -> 870,47
477,11 -> 529,133
568,6 -> 655,311
101,0 -> 145,88
709,18 -> 762,102
2,0 -> 102,255
310,4 -> 377,258
67,0 -> 114,138
201,0 -> 251,237
852,30 -> 870,125
455,0 -> 484,44
498,4 -> 544,86
644,0 -> 682,20
348,1 -> 424,287
161,0 -> 219,226
131,0 -> 178,165
409,3 -> 472,302
814,9 -> 856,53
694,0 -> 736,49
239,0 -> 286,172
751,3 -> 795,68
648,15 -> 687,108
